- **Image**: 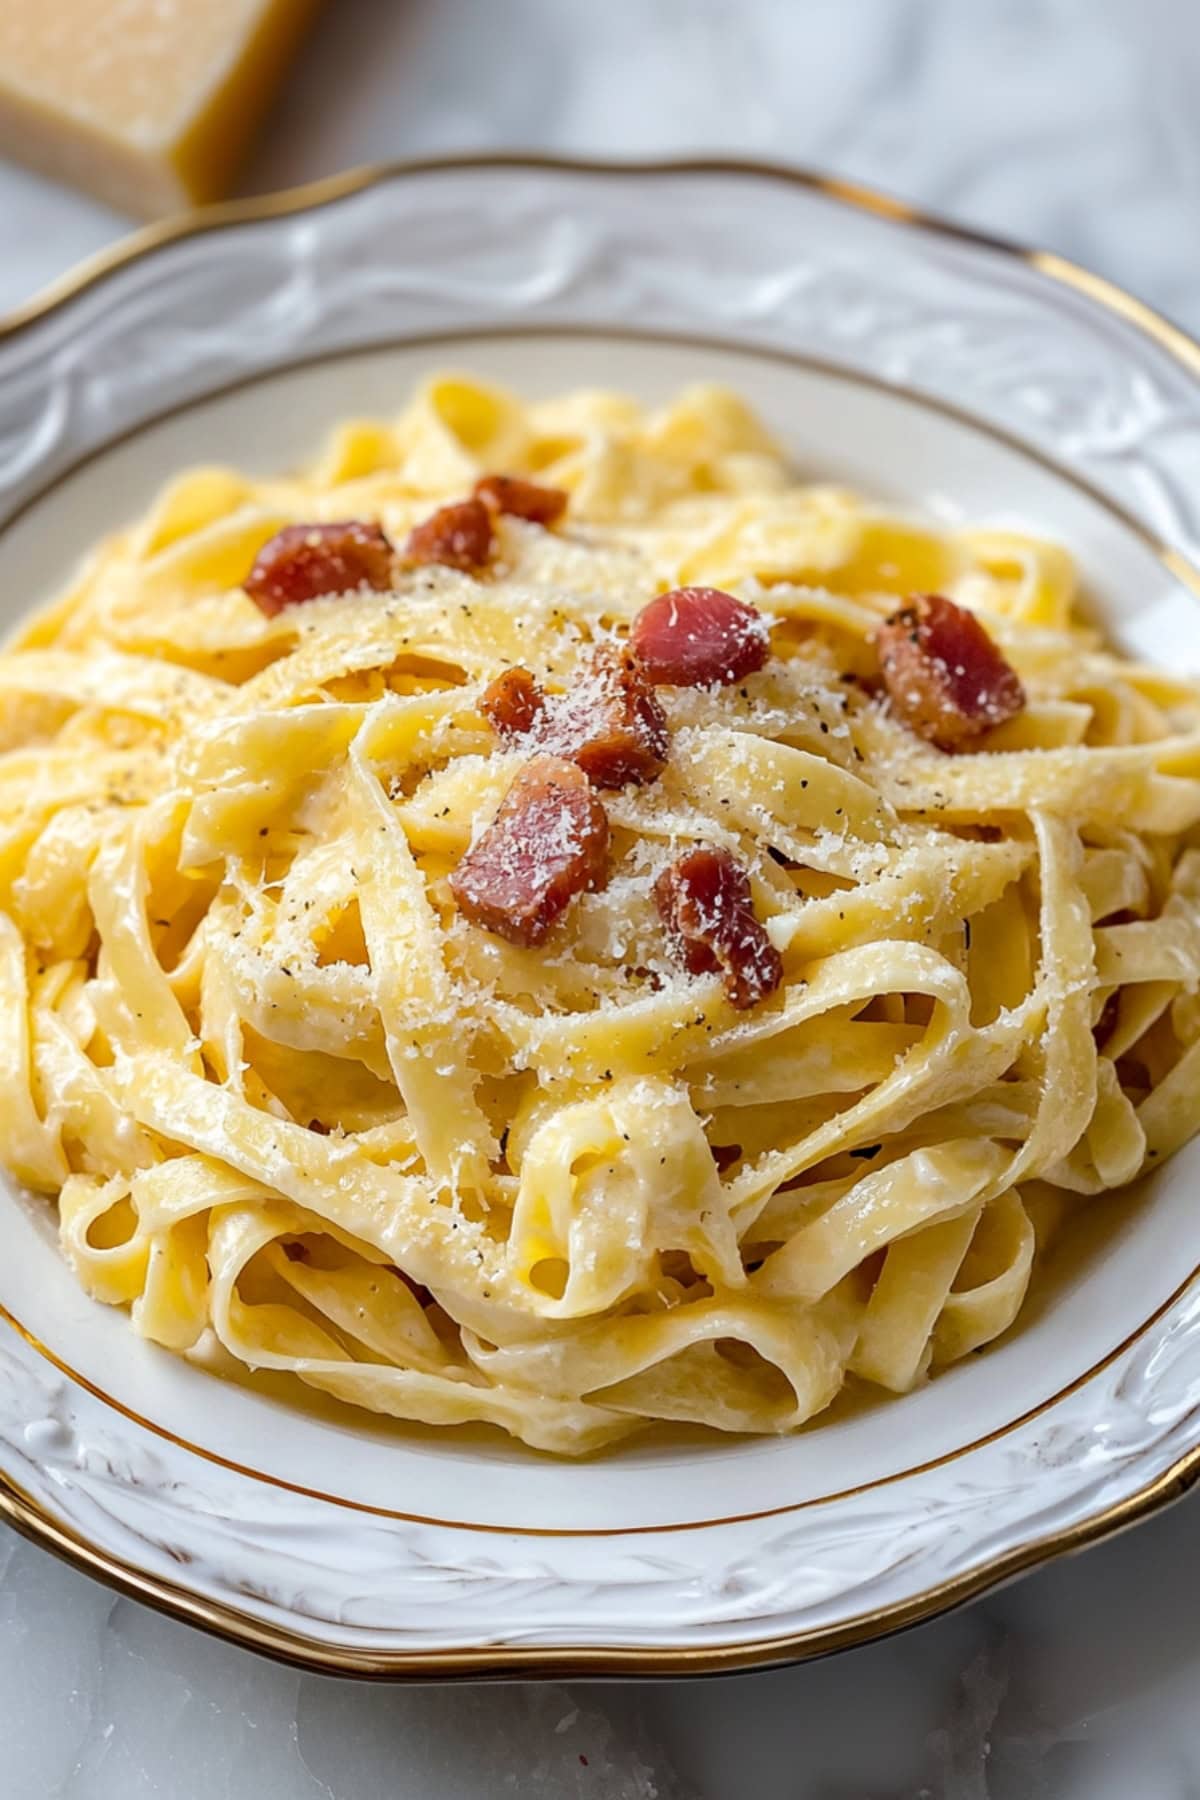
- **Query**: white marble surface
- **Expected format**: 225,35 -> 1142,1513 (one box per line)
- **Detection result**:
2,1 -> 1200,1794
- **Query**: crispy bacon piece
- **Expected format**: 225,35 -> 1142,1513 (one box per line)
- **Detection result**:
629,586 -> 769,687
474,473 -> 568,526
480,667 -> 547,740
479,650 -> 667,785
875,594 -> 1025,751
533,644 -> 669,788
243,520 -> 394,617
654,846 -> 782,1010
405,497 -> 494,573
449,755 -> 609,947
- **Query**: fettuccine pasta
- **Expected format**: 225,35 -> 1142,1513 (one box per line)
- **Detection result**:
1,374 -> 1198,1454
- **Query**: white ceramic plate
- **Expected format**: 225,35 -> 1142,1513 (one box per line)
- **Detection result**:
2,157 -> 1200,1677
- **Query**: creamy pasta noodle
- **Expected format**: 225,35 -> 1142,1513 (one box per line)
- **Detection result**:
2,377 -> 1199,1454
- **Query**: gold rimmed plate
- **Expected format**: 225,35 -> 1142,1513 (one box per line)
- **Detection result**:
2,157 -> 1200,1677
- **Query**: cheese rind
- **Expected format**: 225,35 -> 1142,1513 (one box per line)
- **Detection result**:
0,0 -> 322,218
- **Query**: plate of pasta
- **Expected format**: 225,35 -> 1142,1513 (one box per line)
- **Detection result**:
1,157 -> 1199,1676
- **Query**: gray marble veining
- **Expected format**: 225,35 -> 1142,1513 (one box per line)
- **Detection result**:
2,1 -> 1200,1794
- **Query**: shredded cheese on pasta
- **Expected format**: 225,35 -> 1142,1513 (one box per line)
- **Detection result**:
2,374 -> 1199,1454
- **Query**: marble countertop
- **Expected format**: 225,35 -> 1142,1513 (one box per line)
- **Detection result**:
3,1 -> 1200,1794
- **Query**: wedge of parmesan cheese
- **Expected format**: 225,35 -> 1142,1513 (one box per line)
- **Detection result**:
0,0 -> 320,218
